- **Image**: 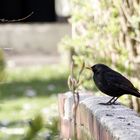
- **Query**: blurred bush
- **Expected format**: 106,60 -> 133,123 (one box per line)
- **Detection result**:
23,114 -> 44,140
23,112 -> 59,140
0,48 -> 6,81
59,0 -> 140,112
45,116 -> 59,139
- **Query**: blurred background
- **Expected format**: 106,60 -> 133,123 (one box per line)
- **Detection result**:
1,0 -> 140,139
0,0 -> 71,140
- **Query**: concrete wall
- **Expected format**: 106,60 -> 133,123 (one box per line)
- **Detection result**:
58,92 -> 140,140
0,23 -> 71,55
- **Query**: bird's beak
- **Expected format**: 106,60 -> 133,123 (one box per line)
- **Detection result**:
85,67 -> 92,70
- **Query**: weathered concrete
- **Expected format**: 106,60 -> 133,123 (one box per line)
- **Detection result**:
81,96 -> 140,140
58,92 -> 93,139
58,92 -> 140,140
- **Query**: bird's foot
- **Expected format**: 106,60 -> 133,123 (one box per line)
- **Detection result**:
99,102 -> 112,105
99,102 -> 120,105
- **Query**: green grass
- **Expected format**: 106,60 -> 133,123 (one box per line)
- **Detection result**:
0,65 -> 69,140
1,65 -> 68,98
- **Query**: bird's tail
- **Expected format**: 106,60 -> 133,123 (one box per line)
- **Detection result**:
131,90 -> 140,98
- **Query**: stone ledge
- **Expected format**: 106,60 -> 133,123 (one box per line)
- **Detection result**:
80,96 -> 140,140
58,92 -> 140,140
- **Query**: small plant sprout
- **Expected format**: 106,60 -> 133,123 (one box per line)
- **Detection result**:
67,61 -> 85,139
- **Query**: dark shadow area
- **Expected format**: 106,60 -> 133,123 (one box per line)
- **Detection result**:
22,0 -> 56,22
0,0 -> 56,22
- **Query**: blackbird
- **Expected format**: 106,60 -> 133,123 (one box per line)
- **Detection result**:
87,63 -> 140,105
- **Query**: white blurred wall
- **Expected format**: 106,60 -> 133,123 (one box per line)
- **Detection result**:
0,23 -> 71,55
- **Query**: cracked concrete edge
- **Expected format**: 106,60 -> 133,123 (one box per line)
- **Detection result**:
63,91 -> 93,120
80,96 -> 140,140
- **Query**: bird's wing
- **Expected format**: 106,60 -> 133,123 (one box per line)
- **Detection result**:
104,70 -> 138,93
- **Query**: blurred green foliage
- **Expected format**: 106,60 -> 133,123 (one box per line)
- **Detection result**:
59,0 -> 140,111
59,0 -> 131,74
0,49 -> 6,81
46,116 -> 59,139
0,65 -> 68,140
23,113 -> 59,140
23,114 -> 44,140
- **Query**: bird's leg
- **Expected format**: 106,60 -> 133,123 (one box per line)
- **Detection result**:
106,97 -> 115,105
110,96 -> 120,105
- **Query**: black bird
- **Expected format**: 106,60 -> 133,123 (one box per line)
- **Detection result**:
87,63 -> 140,105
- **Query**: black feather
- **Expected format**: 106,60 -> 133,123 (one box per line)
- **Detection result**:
90,64 -> 140,104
